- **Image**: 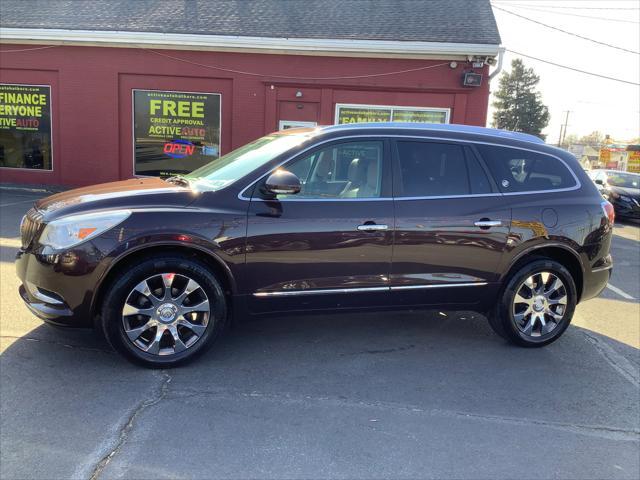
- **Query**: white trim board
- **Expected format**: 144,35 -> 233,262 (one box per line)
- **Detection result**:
0,28 -> 501,60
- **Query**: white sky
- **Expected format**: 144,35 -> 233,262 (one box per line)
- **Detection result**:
488,0 -> 640,143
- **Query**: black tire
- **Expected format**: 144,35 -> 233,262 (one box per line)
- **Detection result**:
488,258 -> 577,347
101,255 -> 227,367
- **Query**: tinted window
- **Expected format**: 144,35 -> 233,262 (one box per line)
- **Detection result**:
466,147 -> 493,194
477,145 -> 577,193
396,141 -> 469,197
279,141 -> 384,199
606,171 -> 639,189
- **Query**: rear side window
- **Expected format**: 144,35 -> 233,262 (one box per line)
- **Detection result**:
395,141 -> 492,197
477,145 -> 577,193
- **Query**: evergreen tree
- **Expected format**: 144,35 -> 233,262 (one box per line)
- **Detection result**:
492,59 -> 550,138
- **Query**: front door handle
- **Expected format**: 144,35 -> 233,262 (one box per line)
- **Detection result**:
357,223 -> 388,232
474,219 -> 502,228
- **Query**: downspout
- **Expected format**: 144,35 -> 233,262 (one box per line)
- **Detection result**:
488,47 -> 505,81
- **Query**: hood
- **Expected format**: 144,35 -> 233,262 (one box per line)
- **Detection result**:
609,185 -> 640,199
35,178 -> 198,220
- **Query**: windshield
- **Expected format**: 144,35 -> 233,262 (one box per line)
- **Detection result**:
184,132 -> 312,191
607,172 -> 640,189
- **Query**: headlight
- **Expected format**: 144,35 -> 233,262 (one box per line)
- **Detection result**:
40,210 -> 131,249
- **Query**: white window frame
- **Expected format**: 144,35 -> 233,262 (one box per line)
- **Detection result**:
334,103 -> 450,125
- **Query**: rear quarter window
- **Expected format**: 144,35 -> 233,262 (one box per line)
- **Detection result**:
476,144 -> 577,193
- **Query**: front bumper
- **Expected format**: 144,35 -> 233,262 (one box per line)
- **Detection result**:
16,245 -> 106,328
612,200 -> 640,219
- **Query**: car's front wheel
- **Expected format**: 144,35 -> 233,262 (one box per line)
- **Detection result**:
101,255 -> 227,367
488,258 -> 577,347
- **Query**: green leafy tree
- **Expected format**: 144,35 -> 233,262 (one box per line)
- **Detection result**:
578,131 -> 605,147
492,59 -> 550,138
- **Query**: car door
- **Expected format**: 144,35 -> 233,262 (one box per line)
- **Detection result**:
390,139 -> 511,307
244,138 -> 394,314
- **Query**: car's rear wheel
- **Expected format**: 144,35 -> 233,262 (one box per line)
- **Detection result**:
488,258 -> 576,347
101,255 -> 227,367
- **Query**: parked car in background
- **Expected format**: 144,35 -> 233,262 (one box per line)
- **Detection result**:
588,169 -> 640,219
16,123 -> 614,367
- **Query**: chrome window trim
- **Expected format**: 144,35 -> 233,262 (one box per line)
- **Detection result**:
238,134 -> 581,201
253,282 -> 487,297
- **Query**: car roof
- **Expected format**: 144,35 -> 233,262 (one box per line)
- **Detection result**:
600,169 -> 640,176
317,122 -> 546,145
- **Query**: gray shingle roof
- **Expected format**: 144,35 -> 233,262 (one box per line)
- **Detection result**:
0,0 -> 501,45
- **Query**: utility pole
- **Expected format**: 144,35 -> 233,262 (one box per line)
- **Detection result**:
558,110 -> 570,147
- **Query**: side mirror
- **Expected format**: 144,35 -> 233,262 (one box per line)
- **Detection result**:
264,169 -> 301,195
595,179 -> 604,186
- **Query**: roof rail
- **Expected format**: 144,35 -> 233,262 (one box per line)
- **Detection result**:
320,122 -> 545,144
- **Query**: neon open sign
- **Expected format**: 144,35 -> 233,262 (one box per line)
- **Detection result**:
163,139 -> 195,158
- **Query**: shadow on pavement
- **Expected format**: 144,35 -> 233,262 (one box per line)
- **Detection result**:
2,309 -> 638,479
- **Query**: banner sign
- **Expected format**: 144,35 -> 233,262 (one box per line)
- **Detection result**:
628,150 -> 640,173
133,90 -> 221,177
336,104 -> 448,125
337,107 -> 391,124
0,84 -> 52,170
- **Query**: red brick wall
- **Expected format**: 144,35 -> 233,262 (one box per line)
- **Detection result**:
0,45 -> 491,186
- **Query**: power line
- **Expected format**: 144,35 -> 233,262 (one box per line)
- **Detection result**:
0,45 -> 58,53
492,5 -> 640,53
493,1 -> 639,10
146,49 -> 451,80
497,3 -> 640,24
506,49 -> 640,86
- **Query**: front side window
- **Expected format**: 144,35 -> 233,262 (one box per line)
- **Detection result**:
186,132 -> 312,191
278,141 -> 384,199
476,145 -> 577,193
0,84 -> 52,170
395,141 -> 473,197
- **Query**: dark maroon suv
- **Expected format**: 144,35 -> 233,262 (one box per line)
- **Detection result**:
16,123 -> 614,367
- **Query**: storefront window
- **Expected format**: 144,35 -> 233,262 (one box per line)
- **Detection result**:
335,104 -> 449,125
0,84 -> 52,170
133,89 -> 221,177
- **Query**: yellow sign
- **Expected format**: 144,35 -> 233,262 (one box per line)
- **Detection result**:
599,148 -> 611,163
628,151 -> 640,173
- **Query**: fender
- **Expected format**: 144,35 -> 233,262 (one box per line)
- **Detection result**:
501,240 -> 585,283
90,237 -> 239,318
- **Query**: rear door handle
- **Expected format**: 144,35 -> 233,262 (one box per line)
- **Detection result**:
474,219 -> 502,228
357,223 -> 388,232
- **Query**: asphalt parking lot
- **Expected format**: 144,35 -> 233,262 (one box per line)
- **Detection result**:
1,186 -> 638,480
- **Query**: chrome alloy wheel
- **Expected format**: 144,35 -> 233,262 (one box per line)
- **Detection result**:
122,273 -> 210,355
512,271 -> 568,338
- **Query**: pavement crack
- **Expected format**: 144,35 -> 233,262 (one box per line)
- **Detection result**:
166,387 -> 640,442
0,335 -> 113,354
88,370 -> 172,480
582,331 -> 639,388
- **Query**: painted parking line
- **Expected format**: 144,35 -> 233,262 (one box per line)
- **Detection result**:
606,284 -> 636,301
